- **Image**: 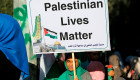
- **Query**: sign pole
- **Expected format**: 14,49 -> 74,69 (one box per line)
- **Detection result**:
72,52 -> 76,78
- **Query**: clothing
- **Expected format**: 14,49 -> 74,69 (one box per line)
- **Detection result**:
58,53 -> 92,80
81,59 -> 89,69
115,77 -> 126,80
126,56 -> 140,79
0,14 -> 29,79
44,60 -> 62,80
109,54 -> 123,80
68,71 -> 92,80
136,57 -> 140,74
87,61 -> 105,80
114,51 -> 124,69
39,54 -> 56,80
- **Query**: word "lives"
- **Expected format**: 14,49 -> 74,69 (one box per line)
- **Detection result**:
61,17 -> 89,26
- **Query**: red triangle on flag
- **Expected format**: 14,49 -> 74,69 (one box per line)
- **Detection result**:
44,28 -> 48,35
131,70 -> 134,76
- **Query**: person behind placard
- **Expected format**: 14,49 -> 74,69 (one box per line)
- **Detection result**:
107,54 -> 124,80
0,14 -> 29,79
58,53 -> 92,80
85,51 -> 105,80
80,51 -> 103,69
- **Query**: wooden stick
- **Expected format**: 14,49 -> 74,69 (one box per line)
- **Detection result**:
72,52 -> 76,78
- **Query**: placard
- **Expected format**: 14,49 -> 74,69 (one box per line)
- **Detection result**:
27,0 -> 111,54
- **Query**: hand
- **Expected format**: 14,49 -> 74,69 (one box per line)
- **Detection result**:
73,75 -> 79,80
108,70 -> 114,76
124,65 -> 130,73
105,65 -> 109,67
123,67 -> 128,73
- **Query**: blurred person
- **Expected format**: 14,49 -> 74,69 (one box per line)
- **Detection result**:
122,64 -> 130,79
87,61 -> 105,80
125,56 -> 140,80
58,53 -> 92,80
135,57 -> 140,75
108,54 -> 124,80
113,51 -> 124,69
44,53 -> 65,80
55,53 -> 66,73
0,14 -> 29,79
80,51 -> 102,69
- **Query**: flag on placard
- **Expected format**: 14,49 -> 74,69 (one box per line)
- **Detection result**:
44,28 -> 57,39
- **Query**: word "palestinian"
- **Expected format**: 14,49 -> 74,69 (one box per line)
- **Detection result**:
44,0 -> 103,11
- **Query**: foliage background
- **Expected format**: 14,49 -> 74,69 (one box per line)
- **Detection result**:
0,0 -> 13,16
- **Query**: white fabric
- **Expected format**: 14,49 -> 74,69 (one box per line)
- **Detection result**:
39,54 -> 55,80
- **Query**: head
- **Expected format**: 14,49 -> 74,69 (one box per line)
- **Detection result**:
109,54 -> 120,66
88,51 -> 101,61
65,53 -> 79,71
0,14 -> 29,78
87,61 -> 105,80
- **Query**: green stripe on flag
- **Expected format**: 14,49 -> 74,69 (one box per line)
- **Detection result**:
46,34 -> 57,39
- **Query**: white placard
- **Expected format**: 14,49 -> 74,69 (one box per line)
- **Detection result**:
27,0 -> 111,54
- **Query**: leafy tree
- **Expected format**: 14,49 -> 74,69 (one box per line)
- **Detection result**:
0,0 -> 13,16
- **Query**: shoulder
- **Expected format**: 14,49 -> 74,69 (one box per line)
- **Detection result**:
81,71 -> 92,80
82,71 -> 90,76
58,71 -> 67,80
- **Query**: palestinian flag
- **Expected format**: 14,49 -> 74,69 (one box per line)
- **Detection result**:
44,28 -> 57,39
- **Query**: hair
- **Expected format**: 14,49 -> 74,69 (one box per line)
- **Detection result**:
65,53 -> 78,60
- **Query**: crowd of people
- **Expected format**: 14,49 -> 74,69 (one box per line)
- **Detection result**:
45,50 -> 140,80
